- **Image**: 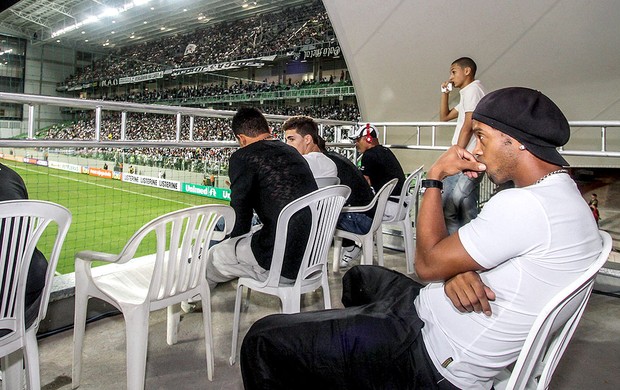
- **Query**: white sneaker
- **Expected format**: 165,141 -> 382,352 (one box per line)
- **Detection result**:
181,300 -> 202,313
340,245 -> 362,268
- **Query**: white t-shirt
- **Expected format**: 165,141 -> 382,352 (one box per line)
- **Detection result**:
415,173 -> 602,389
451,80 -> 486,151
304,152 -> 337,179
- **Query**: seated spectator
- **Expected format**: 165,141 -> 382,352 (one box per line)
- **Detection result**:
284,119 -> 377,269
0,163 -> 49,328
339,123 -> 406,268
239,87 -> 603,389
205,107 -> 318,289
282,115 -> 337,181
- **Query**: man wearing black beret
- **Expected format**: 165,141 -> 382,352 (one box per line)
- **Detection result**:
240,88 -> 603,389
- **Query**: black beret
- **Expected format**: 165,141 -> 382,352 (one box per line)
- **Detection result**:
472,87 -> 570,166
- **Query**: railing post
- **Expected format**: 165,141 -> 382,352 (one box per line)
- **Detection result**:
120,111 -> 127,141
431,125 -> 436,147
95,106 -> 102,142
416,126 -> 421,145
27,104 -> 35,139
189,116 -> 195,142
176,112 -> 182,142
602,126 -> 607,152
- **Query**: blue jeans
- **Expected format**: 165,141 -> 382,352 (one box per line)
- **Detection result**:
442,172 -> 484,235
337,212 -> 373,248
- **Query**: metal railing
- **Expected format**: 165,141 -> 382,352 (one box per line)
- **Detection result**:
370,121 -> 620,158
1,93 -> 618,161
149,85 -> 356,106
0,92 -> 354,149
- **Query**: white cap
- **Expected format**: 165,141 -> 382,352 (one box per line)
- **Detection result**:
349,123 -> 379,140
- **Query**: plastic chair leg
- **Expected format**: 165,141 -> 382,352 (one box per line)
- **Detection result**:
166,304 -> 181,346
199,288 -> 214,381
280,293 -> 301,314
375,229 -> 385,266
229,283 -> 245,366
402,221 -> 415,274
2,350 -> 23,390
321,272 -> 332,309
361,237 -> 374,265
332,236 -> 343,273
72,287 -> 89,389
23,328 -> 41,390
124,308 -> 150,390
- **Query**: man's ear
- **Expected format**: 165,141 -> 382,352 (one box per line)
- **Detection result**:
237,134 -> 247,147
303,134 -> 313,145
464,66 -> 471,76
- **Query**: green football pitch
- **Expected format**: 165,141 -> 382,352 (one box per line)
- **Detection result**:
3,160 -> 228,274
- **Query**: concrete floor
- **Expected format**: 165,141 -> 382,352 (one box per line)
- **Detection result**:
28,248 -> 620,390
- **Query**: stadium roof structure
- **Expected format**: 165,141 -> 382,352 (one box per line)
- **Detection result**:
0,0 -> 310,51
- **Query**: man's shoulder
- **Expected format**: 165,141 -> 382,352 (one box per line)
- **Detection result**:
326,151 -> 354,166
461,80 -> 486,97
233,140 -> 298,159
369,145 -> 399,161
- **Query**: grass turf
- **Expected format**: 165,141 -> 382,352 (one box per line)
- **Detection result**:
3,160 -> 227,274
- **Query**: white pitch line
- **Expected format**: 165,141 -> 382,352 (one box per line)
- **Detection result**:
17,165 -> 197,207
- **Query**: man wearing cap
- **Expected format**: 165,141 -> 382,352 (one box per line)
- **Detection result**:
240,88 -> 602,390
338,123 -> 406,267
440,57 -> 486,234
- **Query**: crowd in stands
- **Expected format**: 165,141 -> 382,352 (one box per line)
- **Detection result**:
103,77 -> 352,104
44,103 -> 359,175
63,0 -> 334,86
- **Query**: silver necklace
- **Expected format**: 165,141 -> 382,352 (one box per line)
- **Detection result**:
535,169 -> 568,185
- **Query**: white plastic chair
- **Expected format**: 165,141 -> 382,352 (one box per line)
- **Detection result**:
315,176 -> 340,188
378,166 -> 423,274
229,185 -> 350,365
332,178 -> 398,273
72,204 -> 235,390
493,230 -> 612,390
0,200 -> 72,390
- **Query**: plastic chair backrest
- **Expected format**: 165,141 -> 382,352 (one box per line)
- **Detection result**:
367,178 -> 398,232
498,230 -> 612,390
387,165 -> 424,223
315,176 -> 340,188
0,200 -> 71,349
263,185 -> 350,287
112,204 -> 235,302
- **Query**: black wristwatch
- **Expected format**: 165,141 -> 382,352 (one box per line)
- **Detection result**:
420,179 -> 443,194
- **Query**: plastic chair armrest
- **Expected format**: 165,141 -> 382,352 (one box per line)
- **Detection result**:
75,250 -> 120,263
341,204 -> 374,213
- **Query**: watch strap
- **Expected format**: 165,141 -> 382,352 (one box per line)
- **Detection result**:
421,179 -> 443,190
420,179 -> 443,194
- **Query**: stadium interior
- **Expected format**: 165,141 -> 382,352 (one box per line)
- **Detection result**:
0,0 -> 619,389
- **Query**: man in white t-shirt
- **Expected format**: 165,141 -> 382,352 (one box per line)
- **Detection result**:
440,57 -> 486,234
283,115 -> 338,181
239,87 -> 602,390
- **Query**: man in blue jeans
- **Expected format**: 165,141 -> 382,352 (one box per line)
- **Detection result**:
439,57 -> 486,234
339,123 -> 405,267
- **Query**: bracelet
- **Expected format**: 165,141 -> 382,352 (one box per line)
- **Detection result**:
420,179 -> 443,194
